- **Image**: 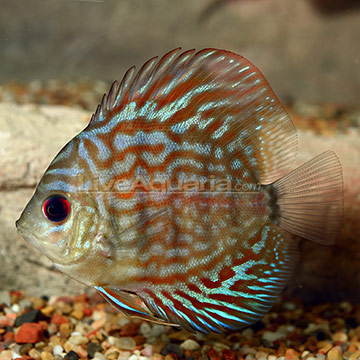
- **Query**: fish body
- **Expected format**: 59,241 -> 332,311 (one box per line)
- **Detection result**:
17,48 -> 343,333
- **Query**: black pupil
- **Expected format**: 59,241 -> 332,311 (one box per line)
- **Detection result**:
43,196 -> 70,222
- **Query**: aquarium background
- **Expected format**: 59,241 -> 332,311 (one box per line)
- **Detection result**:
0,0 -> 359,300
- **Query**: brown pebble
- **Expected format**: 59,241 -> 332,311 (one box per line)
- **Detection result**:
64,341 -> 88,358
96,330 -> 105,341
31,297 -> 45,309
60,323 -> 73,338
168,330 -> 191,341
285,348 -> 300,360
134,335 -> 146,346
20,343 -> 33,355
120,322 -> 140,337
70,309 -> 84,320
41,351 -> 55,360
332,332 -> 348,343
49,335 -> 62,347
164,355 -> 176,360
28,349 -> 42,360
35,342 -> 47,350
104,347 -> 121,360
150,355 -> 164,360
57,301 -> 73,315
318,341 -> 333,353
349,350 -> 360,359
327,347 -> 343,360
41,306 -> 55,316
43,345 -> 54,353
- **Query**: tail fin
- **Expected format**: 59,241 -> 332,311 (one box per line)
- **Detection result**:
273,151 -> 343,245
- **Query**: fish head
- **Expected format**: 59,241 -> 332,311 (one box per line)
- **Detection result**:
16,140 -> 101,268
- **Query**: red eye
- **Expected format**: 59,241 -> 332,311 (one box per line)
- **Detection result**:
42,195 -> 71,222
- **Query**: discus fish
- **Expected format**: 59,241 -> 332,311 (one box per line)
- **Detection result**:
16,48 -> 343,333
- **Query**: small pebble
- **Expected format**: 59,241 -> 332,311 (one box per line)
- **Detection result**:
70,309 -> 84,320
19,343 -> 33,355
139,322 -> 152,337
41,351 -> 55,360
69,334 -> 89,345
15,323 -> 44,343
14,309 -> 42,326
41,306 -> 55,316
64,350 -> 80,360
327,347 -> 343,360
11,304 -> 20,313
87,342 -> 104,358
28,349 -> 42,359
108,336 -> 136,350
180,339 -> 200,351
332,332 -> 348,343
93,352 -> 106,360
141,344 -> 154,357
0,351 -> 12,360
53,345 -> 64,356
162,343 -> 184,359
262,330 -> 286,344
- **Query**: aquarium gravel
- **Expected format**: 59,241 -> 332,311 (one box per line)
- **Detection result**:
0,291 -> 360,360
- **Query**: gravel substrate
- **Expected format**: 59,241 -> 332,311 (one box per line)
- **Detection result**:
0,291 -> 360,360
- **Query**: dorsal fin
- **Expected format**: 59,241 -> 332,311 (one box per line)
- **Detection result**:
87,48 -> 297,184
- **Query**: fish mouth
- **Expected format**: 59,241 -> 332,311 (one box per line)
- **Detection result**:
16,219 -> 46,255
16,219 -> 87,266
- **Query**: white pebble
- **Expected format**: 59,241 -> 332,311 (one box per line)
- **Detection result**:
128,355 -> 139,360
239,346 -> 257,355
70,331 -> 82,336
180,339 -> 200,351
213,342 -> 230,352
139,322 -> 151,337
245,355 -> 256,360
118,352 -> 132,360
108,336 -> 136,350
11,304 -> 20,313
69,334 -> 89,345
149,324 -> 165,338
11,352 -> 22,360
283,301 -> 297,310
92,310 -> 106,321
93,352 -> 106,360
118,316 -> 130,326
262,330 -> 285,343
53,345 -> 64,356
242,327 -> 254,338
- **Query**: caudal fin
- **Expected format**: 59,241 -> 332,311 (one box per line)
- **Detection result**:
273,151 -> 343,245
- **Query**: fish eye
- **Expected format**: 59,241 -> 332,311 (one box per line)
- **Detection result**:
42,195 -> 71,223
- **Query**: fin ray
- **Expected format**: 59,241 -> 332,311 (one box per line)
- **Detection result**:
274,150 -> 344,245
87,48 -> 298,183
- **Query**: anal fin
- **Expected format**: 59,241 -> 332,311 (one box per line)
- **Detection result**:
94,286 -> 177,327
